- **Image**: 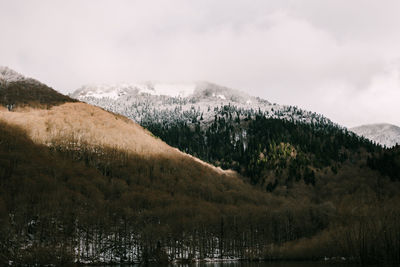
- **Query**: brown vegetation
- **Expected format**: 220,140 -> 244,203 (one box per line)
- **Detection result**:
0,102 -> 233,178
0,80 -> 75,109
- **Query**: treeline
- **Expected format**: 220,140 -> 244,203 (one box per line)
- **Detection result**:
265,199 -> 400,265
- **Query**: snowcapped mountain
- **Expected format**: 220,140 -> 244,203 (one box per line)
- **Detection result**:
71,81 -> 334,128
351,123 -> 400,148
72,81 -> 257,102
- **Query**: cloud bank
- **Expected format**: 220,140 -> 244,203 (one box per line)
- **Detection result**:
1,0 -> 400,127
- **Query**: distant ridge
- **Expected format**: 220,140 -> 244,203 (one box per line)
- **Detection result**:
351,123 -> 400,147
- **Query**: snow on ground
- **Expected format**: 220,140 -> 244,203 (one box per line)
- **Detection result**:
72,82 -> 198,99
71,81 -> 336,129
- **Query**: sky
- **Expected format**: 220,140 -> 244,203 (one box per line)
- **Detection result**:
1,0 -> 400,127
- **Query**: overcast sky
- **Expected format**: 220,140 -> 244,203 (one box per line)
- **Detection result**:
1,0 -> 400,127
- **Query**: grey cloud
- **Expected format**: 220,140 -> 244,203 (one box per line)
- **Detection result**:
1,0 -> 400,127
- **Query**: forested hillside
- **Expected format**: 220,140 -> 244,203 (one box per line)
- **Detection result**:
73,82 -> 381,193
143,105 -> 379,192
1,113 -> 400,265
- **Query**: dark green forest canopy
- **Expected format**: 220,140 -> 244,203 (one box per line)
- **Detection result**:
143,106 -> 380,191
368,144 -> 400,181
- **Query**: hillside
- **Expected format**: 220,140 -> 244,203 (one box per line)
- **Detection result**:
0,115 -> 275,265
72,82 -> 378,192
351,123 -> 400,148
1,69 -> 400,265
0,88 -> 279,264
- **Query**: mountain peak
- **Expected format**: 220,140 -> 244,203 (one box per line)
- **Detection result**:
0,66 -> 74,108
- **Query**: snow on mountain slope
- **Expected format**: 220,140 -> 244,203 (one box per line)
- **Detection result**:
71,81 -> 334,128
71,81 -> 255,101
72,82 -> 198,100
351,123 -> 400,148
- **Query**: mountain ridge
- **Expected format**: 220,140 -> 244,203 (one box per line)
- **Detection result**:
351,123 -> 400,148
72,81 -> 335,128
71,81 -> 263,105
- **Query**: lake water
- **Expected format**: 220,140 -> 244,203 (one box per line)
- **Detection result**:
169,263 -> 354,267
100,262 -> 359,267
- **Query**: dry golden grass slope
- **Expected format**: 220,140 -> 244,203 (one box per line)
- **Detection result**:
0,102 -> 237,178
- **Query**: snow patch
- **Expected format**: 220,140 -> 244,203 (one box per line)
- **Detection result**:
216,94 -> 226,100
